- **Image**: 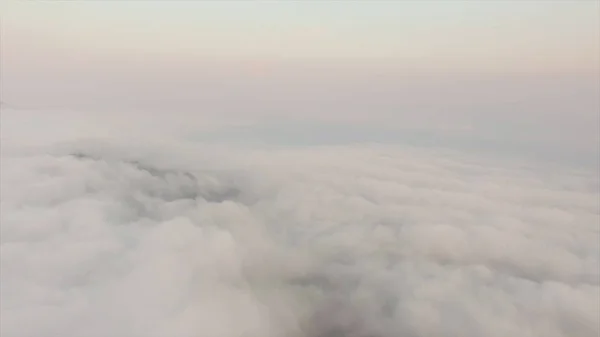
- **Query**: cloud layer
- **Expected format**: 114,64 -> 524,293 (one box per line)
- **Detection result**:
1,109 -> 599,337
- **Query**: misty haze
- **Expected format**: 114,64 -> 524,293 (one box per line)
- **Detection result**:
1,1 -> 599,337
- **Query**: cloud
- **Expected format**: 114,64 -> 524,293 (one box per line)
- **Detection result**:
1,109 -> 599,337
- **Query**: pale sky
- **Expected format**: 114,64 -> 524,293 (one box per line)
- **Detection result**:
1,0 -> 599,166
2,0 -> 599,70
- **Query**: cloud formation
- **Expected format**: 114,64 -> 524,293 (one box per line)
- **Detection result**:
1,109 -> 599,337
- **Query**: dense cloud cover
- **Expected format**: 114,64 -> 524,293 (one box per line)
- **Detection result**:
1,110 -> 599,337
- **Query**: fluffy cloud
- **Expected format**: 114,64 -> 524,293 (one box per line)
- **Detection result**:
1,111 -> 598,337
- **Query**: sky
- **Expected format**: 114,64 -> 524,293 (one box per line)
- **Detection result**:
0,0 -> 600,161
2,0 -> 599,167
2,0 -> 599,69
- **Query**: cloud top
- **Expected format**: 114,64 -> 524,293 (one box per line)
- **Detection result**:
1,125 -> 598,337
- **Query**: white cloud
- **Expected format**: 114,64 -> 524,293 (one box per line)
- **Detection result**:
1,109 -> 599,337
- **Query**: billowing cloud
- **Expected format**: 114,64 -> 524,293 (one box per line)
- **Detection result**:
1,108 -> 598,337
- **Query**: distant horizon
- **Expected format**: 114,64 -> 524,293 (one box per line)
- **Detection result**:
1,0 -> 598,168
